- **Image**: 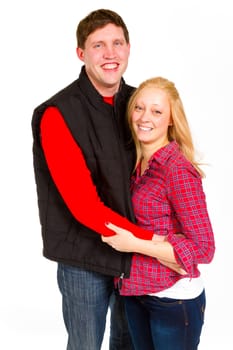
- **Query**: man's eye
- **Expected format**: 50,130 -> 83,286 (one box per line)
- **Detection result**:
94,43 -> 102,48
114,41 -> 122,46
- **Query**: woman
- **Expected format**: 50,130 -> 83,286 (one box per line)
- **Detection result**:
102,77 -> 215,350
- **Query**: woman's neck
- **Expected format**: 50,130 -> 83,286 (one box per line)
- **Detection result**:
140,139 -> 169,164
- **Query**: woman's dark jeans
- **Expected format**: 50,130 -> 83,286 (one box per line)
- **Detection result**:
124,289 -> 206,350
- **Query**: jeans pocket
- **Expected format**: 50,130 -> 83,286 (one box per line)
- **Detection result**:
195,289 -> 206,324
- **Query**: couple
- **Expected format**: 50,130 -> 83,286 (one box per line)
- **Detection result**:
32,8 -> 215,350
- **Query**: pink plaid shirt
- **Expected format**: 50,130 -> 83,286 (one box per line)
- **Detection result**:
119,141 -> 215,296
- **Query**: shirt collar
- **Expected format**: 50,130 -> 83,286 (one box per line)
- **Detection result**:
135,141 -> 179,177
149,140 -> 179,166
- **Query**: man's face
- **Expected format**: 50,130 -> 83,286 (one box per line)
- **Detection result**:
77,23 -> 130,96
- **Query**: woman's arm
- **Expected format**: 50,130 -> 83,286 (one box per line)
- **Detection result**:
102,223 -> 186,274
40,106 -> 153,239
166,165 -> 215,274
101,165 -> 215,275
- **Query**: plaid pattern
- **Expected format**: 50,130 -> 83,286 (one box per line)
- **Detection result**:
119,141 -> 215,296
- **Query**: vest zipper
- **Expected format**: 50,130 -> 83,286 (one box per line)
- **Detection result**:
118,272 -> 124,290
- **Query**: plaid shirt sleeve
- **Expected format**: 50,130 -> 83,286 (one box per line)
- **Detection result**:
166,164 -> 215,276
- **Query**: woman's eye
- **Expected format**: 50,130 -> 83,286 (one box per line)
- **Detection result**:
135,105 -> 143,111
153,110 -> 162,115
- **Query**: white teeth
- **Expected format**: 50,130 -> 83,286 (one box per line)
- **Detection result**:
138,126 -> 152,131
103,64 -> 118,69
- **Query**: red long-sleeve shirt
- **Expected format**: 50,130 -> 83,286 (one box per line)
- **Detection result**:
119,141 -> 215,295
40,106 -> 153,239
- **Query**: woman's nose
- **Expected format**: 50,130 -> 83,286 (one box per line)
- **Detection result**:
140,111 -> 150,122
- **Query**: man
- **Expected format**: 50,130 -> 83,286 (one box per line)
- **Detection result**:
32,8 -> 153,350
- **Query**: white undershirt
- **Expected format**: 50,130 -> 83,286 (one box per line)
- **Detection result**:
149,276 -> 204,299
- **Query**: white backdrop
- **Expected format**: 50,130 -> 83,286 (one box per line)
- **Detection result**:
0,0 -> 232,349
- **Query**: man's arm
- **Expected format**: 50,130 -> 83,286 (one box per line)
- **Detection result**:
40,106 -> 153,239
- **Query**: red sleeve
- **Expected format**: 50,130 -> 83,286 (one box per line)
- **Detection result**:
166,166 -> 215,274
40,106 -> 153,239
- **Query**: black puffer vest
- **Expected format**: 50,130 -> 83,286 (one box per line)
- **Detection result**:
32,66 -> 135,277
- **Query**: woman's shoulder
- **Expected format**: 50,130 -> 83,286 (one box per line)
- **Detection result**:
165,142 -> 201,179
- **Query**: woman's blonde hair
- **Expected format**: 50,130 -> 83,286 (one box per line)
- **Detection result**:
127,77 -> 204,177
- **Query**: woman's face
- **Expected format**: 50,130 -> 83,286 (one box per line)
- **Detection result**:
131,87 -> 172,150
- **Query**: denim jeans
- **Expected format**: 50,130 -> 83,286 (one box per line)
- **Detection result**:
124,290 -> 206,350
57,263 -> 133,350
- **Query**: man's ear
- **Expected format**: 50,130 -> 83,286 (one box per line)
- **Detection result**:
76,47 -> 84,61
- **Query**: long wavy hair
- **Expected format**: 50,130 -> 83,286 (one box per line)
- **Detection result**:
127,77 -> 205,177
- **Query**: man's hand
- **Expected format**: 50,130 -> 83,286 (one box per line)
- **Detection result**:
102,222 -> 138,252
102,222 -> 187,275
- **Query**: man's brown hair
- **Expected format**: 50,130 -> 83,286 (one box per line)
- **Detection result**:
76,9 -> 130,48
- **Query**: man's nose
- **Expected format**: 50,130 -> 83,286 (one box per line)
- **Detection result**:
103,45 -> 116,58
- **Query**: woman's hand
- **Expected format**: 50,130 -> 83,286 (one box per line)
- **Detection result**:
152,234 -> 187,275
157,258 -> 187,275
102,222 -> 186,275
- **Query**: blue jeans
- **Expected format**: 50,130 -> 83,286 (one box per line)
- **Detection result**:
57,263 -> 133,350
124,290 -> 206,350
